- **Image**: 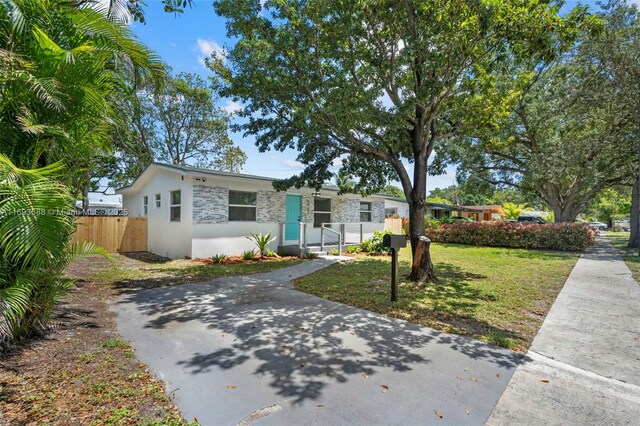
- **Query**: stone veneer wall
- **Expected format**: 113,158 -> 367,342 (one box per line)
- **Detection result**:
301,194 -> 314,223
331,198 -> 360,223
372,201 -> 385,223
193,185 -> 228,224
257,191 -> 286,223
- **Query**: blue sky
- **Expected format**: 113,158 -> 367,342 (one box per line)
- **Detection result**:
130,0 -> 608,191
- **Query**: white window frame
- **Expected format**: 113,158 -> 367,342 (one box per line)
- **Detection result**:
142,195 -> 148,216
228,190 -> 257,221
169,190 -> 181,222
155,193 -> 161,209
313,198 -> 331,228
360,202 -> 372,222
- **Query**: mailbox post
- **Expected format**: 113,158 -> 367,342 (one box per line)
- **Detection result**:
382,234 -> 407,302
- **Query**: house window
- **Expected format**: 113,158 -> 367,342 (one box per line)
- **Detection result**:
170,190 -> 181,222
143,196 -> 148,216
155,193 -> 161,208
229,190 -> 257,221
385,207 -> 398,217
360,202 -> 372,222
313,198 -> 331,228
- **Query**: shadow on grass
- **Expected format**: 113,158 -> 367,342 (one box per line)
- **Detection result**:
110,260 -> 303,292
120,252 -> 172,264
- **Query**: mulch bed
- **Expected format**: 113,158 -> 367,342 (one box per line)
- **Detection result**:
0,261 -> 193,425
193,255 -> 300,264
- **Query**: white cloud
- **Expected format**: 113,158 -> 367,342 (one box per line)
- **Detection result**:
331,157 -> 343,167
224,100 -> 243,114
196,38 -> 224,68
281,160 -> 305,169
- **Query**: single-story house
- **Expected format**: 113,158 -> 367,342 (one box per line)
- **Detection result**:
75,192 -> 123,216
460,205 -> 504,221
117,163 -> 386,259
382,196 -> 479,219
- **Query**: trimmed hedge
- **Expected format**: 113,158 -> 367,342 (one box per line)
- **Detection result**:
427,221 -> 596,251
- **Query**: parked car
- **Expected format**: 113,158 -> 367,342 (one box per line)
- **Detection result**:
590,222 -> 608,231
517,216 -> 547,224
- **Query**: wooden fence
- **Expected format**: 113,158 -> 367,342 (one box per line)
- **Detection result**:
384,218 -> 404,235
72,217 -> 147,253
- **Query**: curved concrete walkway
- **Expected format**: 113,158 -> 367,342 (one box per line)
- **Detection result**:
115,258 -> 521,425
488,239 -> 640,425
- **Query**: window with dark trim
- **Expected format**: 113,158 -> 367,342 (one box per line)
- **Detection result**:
155,193 -> 161,208
143,196 -> 148,216
229,190 -> 257,221
170,190 -> 181,222
313,198 -> 331,228
360,202 -> 372,222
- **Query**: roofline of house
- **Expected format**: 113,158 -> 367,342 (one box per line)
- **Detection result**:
380,195 -> 481,212
117,162 -> 370,196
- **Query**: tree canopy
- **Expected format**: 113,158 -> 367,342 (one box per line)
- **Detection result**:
211,0 -> 589,281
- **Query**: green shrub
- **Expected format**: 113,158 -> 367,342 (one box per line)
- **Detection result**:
265,249 -> 279,258
0,156 -> 109,346
427,221 -> 596,251
245,232 -> 276,256
242,250 -> 257,260
211,254 -> 226,263
347,245 -> 361,254
361,230 -> 394,255
305,251 -> 318,259
329,248 -> 340,256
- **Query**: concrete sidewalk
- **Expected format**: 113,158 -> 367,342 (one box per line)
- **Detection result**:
488,239 -> 640,425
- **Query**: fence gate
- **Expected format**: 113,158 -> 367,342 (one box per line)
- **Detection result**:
72,217 -> 147,253
384,218 -> 404,234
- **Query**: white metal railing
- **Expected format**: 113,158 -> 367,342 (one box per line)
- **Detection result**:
279,222 -> 365,255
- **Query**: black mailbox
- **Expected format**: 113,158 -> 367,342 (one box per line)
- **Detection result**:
383,234 -> 407,250
382,234 -> 407,302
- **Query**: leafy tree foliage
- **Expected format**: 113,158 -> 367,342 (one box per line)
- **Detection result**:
380,185 -> 404,198
0,0 -> 163,192
440,1 -> 639,224
103,72 -> 247,188
211,0 -> 587,282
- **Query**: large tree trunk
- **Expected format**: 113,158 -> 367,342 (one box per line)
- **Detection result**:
406,156 -> 437,283
407,203 -> 437,282
629,178 -> 640,248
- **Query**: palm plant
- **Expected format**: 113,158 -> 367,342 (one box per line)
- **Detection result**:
0,0 -> 164,189
0,154 -> 109,345
246,233 -> 276,256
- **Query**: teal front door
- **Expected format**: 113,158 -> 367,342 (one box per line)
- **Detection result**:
285,194 -> 302,241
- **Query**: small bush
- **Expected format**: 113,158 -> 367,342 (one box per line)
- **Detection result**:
329,248 -> 340,256
211,254 -> 226,263
305,251 -> 318,259
265,249 -> 279,258
427,221 -> 596,251
242,250 -> 257,260
361,230 -> 393,255
347,245 -> 361,254
245,232 -> 276,256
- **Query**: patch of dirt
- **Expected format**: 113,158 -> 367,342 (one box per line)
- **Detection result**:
0,258 -> 194,425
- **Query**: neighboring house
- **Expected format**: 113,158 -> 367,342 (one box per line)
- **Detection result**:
382,196 -> 479,219
460,205 -> 505,221
117,163 -> 386,259
75,192 -> 123,216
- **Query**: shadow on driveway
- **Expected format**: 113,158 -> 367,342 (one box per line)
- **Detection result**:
116,262 -> 523,425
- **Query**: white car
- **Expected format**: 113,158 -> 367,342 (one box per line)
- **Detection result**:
590,222 -> 608,231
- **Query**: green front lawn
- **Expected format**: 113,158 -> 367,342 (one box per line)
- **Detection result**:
77,254 -> 303,290
294,243 -> 579,352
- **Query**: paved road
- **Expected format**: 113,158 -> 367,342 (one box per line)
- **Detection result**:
115,259 -> 521,425
488,240 -> 640,425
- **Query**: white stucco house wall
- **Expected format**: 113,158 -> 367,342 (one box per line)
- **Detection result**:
117,163 -> 386,259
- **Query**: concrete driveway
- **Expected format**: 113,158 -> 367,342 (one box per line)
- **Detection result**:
115,259 -> 522,425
